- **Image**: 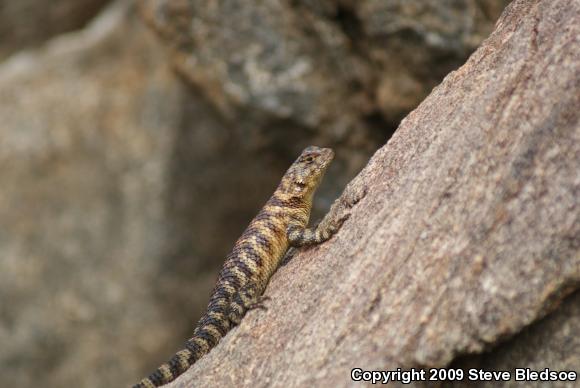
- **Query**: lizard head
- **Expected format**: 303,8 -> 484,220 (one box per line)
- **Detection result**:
283,146 -> 334,198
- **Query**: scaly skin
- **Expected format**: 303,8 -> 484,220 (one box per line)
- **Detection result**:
134,146 -> 356,387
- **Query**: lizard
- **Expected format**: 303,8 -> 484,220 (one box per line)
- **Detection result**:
133,146 -> 365,388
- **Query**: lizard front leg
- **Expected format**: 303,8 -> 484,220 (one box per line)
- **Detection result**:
287,217 -> 344,247
288,184 -> 367,247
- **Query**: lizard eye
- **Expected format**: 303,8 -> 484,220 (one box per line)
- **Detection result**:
303,156 -> 314,163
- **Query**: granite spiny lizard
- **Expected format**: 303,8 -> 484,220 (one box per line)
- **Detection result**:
133,146 -> 364,387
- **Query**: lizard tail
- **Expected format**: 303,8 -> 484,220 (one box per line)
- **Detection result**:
132,347 -> 198,388
132,309 -> 230,388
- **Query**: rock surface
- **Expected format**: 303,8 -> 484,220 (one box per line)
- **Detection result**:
140,0 -> 510,124
169,0 -> 580,387
0,0 -> 112,60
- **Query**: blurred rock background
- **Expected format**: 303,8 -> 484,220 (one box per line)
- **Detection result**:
0,0 -> 509,386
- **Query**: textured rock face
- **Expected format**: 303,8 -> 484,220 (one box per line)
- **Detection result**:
140,0 -> 509,125
0,0 -> 113,60
168,0 -> 580,387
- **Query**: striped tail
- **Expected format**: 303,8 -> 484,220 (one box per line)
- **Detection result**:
133,304 -> 231,387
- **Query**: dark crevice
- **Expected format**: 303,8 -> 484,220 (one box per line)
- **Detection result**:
331,3 -> 376,69
334,4 -> 364,44
364,111 -> 399,141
